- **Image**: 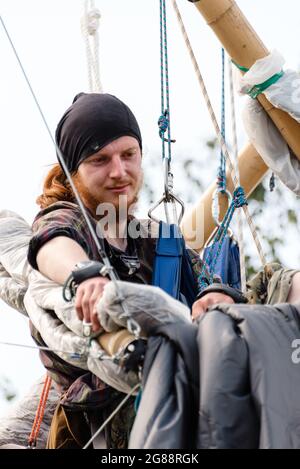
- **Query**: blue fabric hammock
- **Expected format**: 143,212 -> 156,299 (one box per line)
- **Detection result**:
203,234 -> 241,290
152,221 -> 198,309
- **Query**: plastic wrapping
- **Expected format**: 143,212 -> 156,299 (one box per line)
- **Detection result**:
0,264 -> 27,314
265,69 -> 300,124
242,98 -> 300,195
96,280 -> 191,334
238,50 -> 285,95
237,51 -> 300,195
0,210 -> 31,314
237,50 -> 300,124
0,376 -> 59,449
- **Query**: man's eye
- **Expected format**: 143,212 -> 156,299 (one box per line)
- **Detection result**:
91,158 -> 106,164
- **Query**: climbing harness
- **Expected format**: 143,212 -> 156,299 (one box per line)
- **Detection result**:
151,221 -> 198,307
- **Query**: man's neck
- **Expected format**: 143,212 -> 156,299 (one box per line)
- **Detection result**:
105,218 -> 128,252
82,198 -> 133,252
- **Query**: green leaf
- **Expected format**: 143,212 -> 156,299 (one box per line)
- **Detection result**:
288,210 -> 297,224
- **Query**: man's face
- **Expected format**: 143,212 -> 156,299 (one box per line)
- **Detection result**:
73,136 -> 143,215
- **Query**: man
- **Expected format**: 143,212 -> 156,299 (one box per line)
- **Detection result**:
27,92 -> 242,448
31,93 -> 237,324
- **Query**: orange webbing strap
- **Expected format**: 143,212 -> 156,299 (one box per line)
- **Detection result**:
28,375 -> 52,448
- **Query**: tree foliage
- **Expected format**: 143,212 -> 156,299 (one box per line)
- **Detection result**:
0,376 -> 17,402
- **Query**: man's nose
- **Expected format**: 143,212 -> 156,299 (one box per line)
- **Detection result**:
109,155 -> 127,179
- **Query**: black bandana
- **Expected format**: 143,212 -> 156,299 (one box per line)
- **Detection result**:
55,93 -> 142,173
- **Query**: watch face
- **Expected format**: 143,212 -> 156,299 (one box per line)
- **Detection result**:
76,261 -> 94,269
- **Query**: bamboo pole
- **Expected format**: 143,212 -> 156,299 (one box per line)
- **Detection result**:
190,0 -> 300,160
181,143 -> 268,251
98,329 -> 135,356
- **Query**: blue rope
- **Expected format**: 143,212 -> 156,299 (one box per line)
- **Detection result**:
158,0 -> 173,161
158,110 -> 169,140
198,49 -> 246,291
199,187 -> 248,289
217,48 -> 226,193
198,49 -> 227,290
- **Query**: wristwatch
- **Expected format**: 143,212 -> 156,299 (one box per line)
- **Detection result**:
196,283 -> 248,304
62,260 -> 110,302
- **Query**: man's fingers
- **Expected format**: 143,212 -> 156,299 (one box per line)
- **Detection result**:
75,288 -> 84,320
80,287 -> 95,324
91,309 -> 102,332
192,309 -> 204,320
192,303 -> 205,320
89,291 -> 103,332
74,277 -> 109,325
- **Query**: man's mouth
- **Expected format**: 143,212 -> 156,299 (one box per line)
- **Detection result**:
107,184 -> 131,193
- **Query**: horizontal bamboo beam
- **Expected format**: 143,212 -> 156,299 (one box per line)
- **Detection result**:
181,143 -> 268,251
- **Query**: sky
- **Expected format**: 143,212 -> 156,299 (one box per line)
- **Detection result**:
0,0 -> 299,413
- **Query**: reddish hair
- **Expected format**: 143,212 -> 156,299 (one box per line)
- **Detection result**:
36,164 -> 75,209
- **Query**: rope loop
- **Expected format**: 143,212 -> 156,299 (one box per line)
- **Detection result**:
87,8 -> 101,35
158,110 -> 169,138
217,168 -> 227,193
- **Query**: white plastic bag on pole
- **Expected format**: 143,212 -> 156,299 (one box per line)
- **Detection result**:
237,49 -> 300,123
242,98 -> 300,195
238,50 -> 285,95
237,50 -> 300,195
265,69 -> 300,124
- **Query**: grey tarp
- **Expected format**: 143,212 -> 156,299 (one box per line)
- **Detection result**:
129,302 -> 300,449
197,302 -> 300,449
128,324 -> 199,449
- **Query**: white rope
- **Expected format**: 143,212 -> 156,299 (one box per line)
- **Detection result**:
228,59 -> 247,292
171,0 -> 267,269
81,0 -> 103,93
0,340 -> 84,358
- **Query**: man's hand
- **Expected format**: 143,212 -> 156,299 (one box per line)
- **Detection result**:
192,292 -> 235,321
75,276 -> 110,332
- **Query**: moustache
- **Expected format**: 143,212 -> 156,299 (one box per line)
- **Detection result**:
105,181 -> 132,189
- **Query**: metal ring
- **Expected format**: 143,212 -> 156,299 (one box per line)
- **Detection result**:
148,192 -> 185,225
82,321 -> 93,338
